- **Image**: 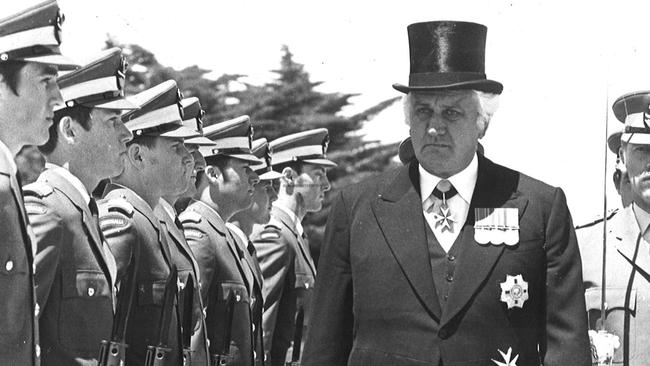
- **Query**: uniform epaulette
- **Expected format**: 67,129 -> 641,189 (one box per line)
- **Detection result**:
180,211 -> 202,224
22,181 -> 54,198
258,223 -> 281,240
99,213 -> 130,233
104,198 -> 134,217
575,208 -> 619,230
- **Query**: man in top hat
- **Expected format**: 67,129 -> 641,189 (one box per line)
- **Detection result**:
21,48 -> 134,366
98,80 -> 198,366
179,115 -> 263,366
577,90 -> 650,365
154,96 -> 212,365
0,1 -> 77,364
251,128 -> 335,366
303,21 -> 590,366
228,137 -> 283,366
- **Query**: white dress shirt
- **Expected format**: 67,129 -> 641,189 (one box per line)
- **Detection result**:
0,139 -> 17,174
419,154 -> 478,252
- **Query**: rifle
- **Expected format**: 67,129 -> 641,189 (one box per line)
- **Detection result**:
145,267 -> 179,366
179,275 -> 194,366
98,256 -> 138,366
285,307 -> 305,366
210,292 -> 235,366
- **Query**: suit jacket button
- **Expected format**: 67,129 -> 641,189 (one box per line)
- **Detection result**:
88,287 -> 95,296
445,274 -> 454,282
5,260 -> 13,271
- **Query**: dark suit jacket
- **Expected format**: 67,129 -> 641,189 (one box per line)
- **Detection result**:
98,183 -> 181,366
303,155 -> 591,366
251,206 -> 316,366
24,168 -> 116,365
0,149 -> 39,366
180,199 -> 256,366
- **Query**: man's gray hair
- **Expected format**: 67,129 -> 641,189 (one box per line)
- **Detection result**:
403,90 -> 500,136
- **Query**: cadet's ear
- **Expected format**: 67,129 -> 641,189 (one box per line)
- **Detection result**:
58,116 -> 75,144
205,166 -> 221,183
126,143 -> 145,170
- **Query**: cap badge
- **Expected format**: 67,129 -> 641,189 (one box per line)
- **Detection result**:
474,208 -> 519,246
491,347 -> 518,366
499,274 -> 528,309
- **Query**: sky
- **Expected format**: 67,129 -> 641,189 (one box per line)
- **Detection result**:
8,0 -> 650,222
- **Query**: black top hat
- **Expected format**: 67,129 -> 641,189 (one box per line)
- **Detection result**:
393,21 -> 502,94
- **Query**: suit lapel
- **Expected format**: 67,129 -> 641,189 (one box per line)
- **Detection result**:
272,207 -> 317,276
613,205 -> 650,278
42,169 -> 115,286
440,156 -> 529,326
371,162 -> 442,320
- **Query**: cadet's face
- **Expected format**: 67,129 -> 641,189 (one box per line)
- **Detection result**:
295,165 -> 330,212
407,91 -> 481,178
181,147 -> 205,198
2,63 -> 62,145
77,109 -> 132,179
623,142 -> 650,210
219,159 -> 258,211
149,137 -> 193,196
249,179 -> 278,224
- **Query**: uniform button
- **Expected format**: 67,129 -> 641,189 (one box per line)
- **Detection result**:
88,287 -> 95,296
5,260 -> 13,271
35,303 -> 40,317
235,294 -> 241,302
35,344 -> 41,358
446,274 -> 454,282
447,254 -> 455,261
305,282 -> 310,289
252,324 -> 256,332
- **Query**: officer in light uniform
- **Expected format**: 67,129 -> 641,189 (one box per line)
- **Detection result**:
228,137 -> 283,366
98,80 -> 199,366
154,96 -> 213,365
251,128 -> 335,366
180,115 -> 263,366
23,48 -> 135,365
0,1 -> 78,364
578,90 -> 650,365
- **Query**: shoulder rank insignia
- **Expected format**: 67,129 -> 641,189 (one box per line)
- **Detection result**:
180,211 -> 202,224
23,182 -> 54,198
99,213 -> 130,232
259,225 -> 281,241
104,198 -> 134,217
183,228 -> 205,240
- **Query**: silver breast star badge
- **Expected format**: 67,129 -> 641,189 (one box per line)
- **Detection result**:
433,205 -> 456,232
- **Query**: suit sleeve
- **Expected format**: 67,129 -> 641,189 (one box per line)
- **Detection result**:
24,196 -> 63,314
543,188 -> 591,365
253,223 -> 293,358
302,192 -> 354,365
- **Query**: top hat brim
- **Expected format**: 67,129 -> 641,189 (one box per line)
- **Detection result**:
23,54 -> 79,71
301,158 -> 337,167
393,79 -> 503,95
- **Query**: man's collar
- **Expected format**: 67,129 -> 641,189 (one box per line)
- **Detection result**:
633,203 -> 650,235
273,201 -> 304,236
226,222 -> 248,244
0,139 -> 17,174
46,162 -> 90,204
159,198 -> 177,221
418,153 -> 478,203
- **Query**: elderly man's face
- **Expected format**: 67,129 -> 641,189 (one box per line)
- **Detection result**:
623,142 -> 650,210
407,90 -> 482,178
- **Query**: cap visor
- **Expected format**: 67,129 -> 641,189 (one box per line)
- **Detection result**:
228,153 -> 264,164
159,125 -> 201,139
23,54 -> 80,71
258,170 -> 283,180
622,132 -> 650,146
184,136 -> 216,146
392,79 -> 503,95
302,158 -> 337,167
91,97 -> 139,111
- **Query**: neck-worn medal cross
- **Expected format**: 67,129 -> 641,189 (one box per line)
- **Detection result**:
431,180 -> 458,233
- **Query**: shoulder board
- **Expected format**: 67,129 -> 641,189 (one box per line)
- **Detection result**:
266,218 -> 282,230
180,211 -> 202,224
575,208 -> 619,230
104,198 -> 134,217
99,213 -> 130,232
183,228 -> 205,240
258,224 -> 281,240
23,181 -> 53,198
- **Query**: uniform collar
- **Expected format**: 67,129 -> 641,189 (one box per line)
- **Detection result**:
159,198 -> 177,221
633,203 -> 650,235
273,201 -> 303,236
419,152 -> 478,204
226,222 -> 248,245
0,139 -> 17,174
45,162 -> 90,204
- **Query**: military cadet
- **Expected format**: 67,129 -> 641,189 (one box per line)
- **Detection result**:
228,137 -> 283,366
251,128 -> 335,366
578,90 -> 650,365
154,96 -> 213,365
22,48 -> 134,365
180,115 -> 263,366
0,1 -> 78,364
98,80 -> 199,366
